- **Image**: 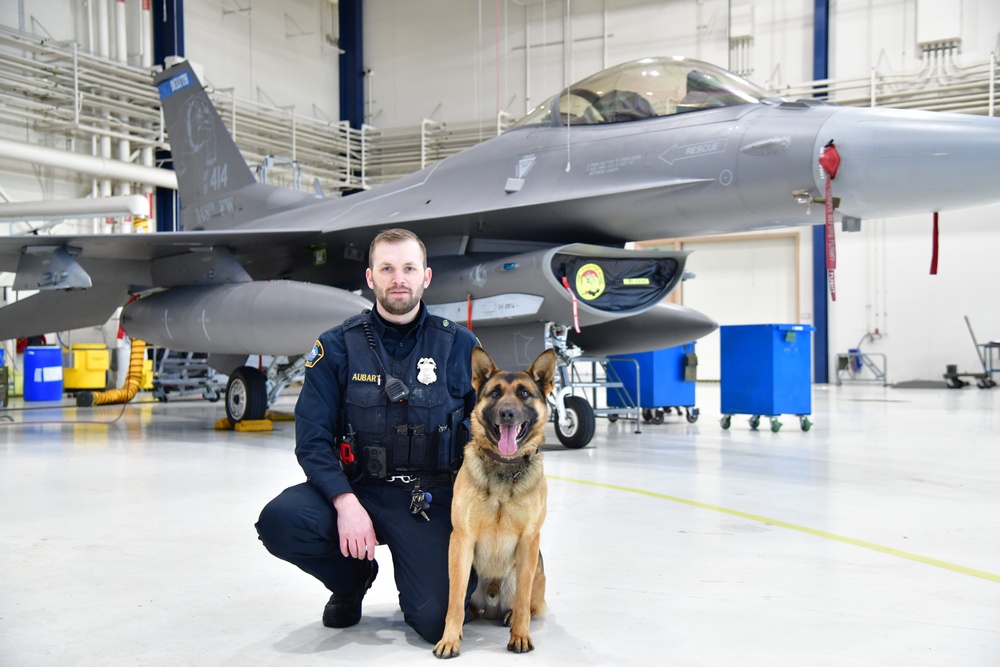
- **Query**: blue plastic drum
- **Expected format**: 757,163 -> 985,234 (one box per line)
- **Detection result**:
24,346 -> 64,401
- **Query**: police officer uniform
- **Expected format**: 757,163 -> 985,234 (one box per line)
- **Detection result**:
256,304 -> 478,643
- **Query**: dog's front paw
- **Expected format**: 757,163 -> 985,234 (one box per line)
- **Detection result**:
433,635 -> 462,659
507,633 -> 534,654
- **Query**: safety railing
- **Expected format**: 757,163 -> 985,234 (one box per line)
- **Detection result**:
773,51 -> 998,116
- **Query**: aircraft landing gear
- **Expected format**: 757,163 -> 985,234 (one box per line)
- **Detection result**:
223,354 -> 309,424
226,366 -> 268,423
554,395 -> 596,449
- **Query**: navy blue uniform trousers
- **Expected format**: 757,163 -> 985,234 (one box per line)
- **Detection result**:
256,479 -> 473,643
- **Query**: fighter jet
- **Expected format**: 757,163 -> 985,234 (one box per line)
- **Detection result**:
3,56 -> 1000,427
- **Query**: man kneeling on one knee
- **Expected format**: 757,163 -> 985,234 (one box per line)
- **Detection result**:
256,228 -> 478,642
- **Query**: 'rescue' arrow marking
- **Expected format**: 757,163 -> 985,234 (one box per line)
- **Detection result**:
659,138 -> 728,166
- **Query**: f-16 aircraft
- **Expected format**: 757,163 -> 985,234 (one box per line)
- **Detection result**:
3,56 -> 1000,435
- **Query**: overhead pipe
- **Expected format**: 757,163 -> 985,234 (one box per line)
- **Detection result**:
114,0 -> 132,233
115,0 -> 126,64
991,51 -> 996,117
96,0 -> 110,57
0,138 -> 177,189
140,0 -> 155,230
0,194 -> 150,222
94,0 -> 113,231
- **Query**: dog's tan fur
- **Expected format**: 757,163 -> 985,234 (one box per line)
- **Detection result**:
432,347 -> 555,658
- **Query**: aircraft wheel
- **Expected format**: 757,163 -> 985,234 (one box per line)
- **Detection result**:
226,366 -> 268,423
555,396 -> 596,449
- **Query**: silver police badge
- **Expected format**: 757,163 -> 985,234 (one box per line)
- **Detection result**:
416,357 -> 437,385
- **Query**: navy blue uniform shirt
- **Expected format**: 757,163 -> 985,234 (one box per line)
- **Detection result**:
293,303 -> 478,504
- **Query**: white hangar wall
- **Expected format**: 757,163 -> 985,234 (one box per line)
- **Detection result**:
363,0 -> 812,128
1,0 -> 999,383
183,0 -> 340,118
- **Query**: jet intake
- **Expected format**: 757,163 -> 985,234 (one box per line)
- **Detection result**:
426,243 -> 688,327
121,281 -> 372,357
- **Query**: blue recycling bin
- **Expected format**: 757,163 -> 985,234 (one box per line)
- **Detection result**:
720,324 -> 813,431
608,343 -> 699,423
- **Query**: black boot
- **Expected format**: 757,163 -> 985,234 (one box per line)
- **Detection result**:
322,560 -> 379,628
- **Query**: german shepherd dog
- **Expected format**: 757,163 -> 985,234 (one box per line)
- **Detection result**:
433,346 -> 555,658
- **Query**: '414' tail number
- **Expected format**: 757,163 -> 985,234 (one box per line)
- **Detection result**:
210,164 -> 228,191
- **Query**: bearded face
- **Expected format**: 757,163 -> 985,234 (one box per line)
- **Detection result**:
371,278 -> 424,316
366,238 -> 431,322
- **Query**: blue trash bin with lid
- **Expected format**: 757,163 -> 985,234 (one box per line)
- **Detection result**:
720,324 -> 813,432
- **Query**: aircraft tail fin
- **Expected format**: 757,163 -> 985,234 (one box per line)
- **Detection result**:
154,62 -> 261,231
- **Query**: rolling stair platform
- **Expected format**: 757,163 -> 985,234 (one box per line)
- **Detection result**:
152,350 -> 224,402
553,355 -> 642,448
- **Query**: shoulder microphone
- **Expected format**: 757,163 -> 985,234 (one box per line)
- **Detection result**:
363,322 -> 410,403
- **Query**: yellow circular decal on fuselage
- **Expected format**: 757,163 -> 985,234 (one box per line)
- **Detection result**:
576,263 -> 605,300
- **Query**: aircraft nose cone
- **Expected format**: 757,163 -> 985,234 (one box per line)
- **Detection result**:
814,108 -> 1000,218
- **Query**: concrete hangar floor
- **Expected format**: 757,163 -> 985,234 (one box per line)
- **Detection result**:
1,382 -> 998,666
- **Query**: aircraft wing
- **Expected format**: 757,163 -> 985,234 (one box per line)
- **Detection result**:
0,229 -> 326,340
0,229 -> 322,273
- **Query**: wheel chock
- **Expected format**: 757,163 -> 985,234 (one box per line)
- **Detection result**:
266,410 -> 295,422
235,419 -> 273,432
214,418 -> 274,432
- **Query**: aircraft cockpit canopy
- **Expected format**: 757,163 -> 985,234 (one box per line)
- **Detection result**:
509,56 -> 773,129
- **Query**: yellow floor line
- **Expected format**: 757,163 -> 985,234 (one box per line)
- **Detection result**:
547,474 -> 1000,584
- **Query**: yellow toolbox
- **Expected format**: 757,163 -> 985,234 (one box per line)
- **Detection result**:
63,344 -> 111,391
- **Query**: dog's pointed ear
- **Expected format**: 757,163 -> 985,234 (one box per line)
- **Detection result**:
528,349 -> 557,397
471,346 -> 499,393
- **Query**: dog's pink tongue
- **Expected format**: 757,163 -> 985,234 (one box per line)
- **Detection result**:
498,424 -> 518,455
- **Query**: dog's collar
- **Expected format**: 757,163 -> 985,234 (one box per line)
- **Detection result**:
481,448 -> 534,465
480,448 -> 536,483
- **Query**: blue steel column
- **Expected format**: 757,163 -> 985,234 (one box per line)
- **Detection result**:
812,0 -> 830,383
339,0 -> 364,130
152,0 -> 184,231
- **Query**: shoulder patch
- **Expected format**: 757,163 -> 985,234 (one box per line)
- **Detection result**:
305,340 -> 324,368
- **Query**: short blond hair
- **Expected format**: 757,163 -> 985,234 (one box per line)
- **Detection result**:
369,228 -> 427,269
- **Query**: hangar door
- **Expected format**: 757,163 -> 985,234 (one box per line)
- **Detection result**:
677,234 -> 800,380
